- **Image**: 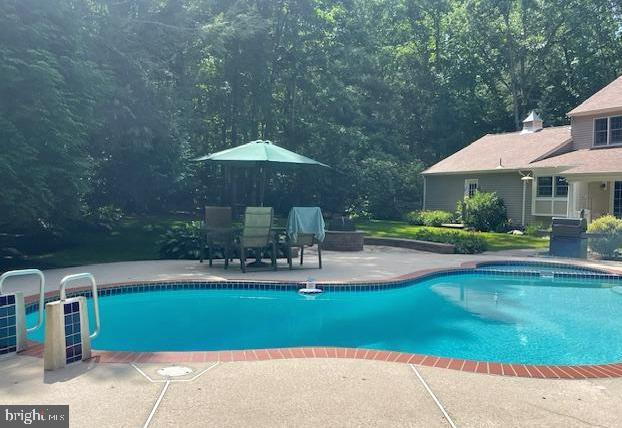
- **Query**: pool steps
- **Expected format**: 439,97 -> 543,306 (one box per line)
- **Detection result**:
0,269 -> 45,356
0,269 -> 101,370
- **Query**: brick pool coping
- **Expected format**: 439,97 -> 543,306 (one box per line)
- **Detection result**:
17,260 -> 622,379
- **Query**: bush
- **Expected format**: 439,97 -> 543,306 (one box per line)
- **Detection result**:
158,221 -> 202,259
405,211 -> 423,225
461,192 -> 508,232
327,216 -> 356,231
83,205 -> 124,231
588,215 -> 622,258
406,210 -> 454,227
408,228 -> 488,254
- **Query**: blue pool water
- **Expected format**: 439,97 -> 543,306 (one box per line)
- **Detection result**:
478,263 -> 604,274
27,273 -> 622,365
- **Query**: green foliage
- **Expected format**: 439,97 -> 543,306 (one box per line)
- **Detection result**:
587,216 -> 622,258
406,210 -> 454,227
462,192 -> 508,232
83,205 -> 125,232
351,159 -> 424,219
407,228 -> 488,254
158,221 -> 203,260
327,217 -> 356,232
525,224 -> 542,236
0,0 -> 105,230
405,211 -> 424,225
3,0 -> 622,237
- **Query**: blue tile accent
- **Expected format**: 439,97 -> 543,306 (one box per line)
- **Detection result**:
22,261 -> 622,317
63,301 -> 83,364
0,293 -> 18,355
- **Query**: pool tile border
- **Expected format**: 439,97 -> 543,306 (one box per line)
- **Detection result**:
17,259 -> 622,380
19,341 -> 622,380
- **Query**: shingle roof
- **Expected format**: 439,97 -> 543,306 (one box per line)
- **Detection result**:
422,126 -> 572,175
567,75 -> 622,117
527,146 -> 622,175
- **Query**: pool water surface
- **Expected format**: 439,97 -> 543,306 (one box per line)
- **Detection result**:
27,273 -> 622,365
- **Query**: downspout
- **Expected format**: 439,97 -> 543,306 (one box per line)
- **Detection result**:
521,179 -> 526,226
520,173 -> 533,226
422,175 -> 427,210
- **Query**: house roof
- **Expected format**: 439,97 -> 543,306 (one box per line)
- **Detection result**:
527,146 -> 622,175
422,126 -> 572,175
567,75 -> 622,117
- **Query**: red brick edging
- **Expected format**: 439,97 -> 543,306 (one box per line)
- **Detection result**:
20,342 -> 622,379
17,259 -> 622,379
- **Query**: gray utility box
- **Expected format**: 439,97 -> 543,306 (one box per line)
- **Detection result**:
549,217 -> 588,259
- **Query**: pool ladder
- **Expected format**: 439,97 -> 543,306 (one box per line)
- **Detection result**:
44,272 -> 101,370
59,273 -> 100,339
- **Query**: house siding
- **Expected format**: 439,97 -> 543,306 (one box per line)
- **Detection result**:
425,172 -> 537,226
571,109 -> 622,150
571,116 -> 594,150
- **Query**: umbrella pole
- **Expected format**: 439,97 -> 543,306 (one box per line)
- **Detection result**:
222,165 -> 229,206
259,166 -> 266,206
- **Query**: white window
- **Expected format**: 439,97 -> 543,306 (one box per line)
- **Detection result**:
536,176 -> 553,197
464,179 -> 478,198
532,175 -> 568,217
611,116 -> 622,145
555,176 -> 568,197
594,116 -> 622,146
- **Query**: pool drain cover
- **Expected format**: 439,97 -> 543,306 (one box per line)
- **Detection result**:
157,366 -> 193,377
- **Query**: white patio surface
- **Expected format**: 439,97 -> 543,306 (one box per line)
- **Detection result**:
2,246 -> 620,297
3,356 -> 622,427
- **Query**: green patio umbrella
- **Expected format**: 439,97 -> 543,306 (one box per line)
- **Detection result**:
195,140 -> 330,205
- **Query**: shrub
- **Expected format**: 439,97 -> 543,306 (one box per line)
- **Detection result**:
409,228 -> 488,254
587,215 -> 622,258
158,221 -> 202,259
327,216 -> 356,231
83,204 -> 124,231
406,210 -> 453,227
462,192 -> 508,232
405,211 -> 423,225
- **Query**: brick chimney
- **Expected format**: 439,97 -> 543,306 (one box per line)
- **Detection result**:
521,110 -> 543,133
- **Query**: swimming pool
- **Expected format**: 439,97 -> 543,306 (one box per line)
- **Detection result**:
26,271 -> 622,366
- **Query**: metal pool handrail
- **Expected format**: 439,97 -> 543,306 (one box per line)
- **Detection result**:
59,273 -> 100,339
0,269 -> 45,333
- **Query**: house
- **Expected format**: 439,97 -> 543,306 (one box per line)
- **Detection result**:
422,75 -> 622,226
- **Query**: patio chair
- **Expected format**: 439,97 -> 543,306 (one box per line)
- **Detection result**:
284,207 -> 325,269
239,207 -> 277,273
200,206 -> 234,269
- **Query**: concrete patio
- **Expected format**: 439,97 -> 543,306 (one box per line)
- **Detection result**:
2,246 -> 619,297
2,356 -> 622,427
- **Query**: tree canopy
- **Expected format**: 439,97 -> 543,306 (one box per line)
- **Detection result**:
1,0 -> 621,230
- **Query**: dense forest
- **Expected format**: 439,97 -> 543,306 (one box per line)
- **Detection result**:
2,0 -> 622,232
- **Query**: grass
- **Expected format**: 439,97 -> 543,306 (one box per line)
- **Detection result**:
3,216 -> 182,270
2,216 -> 550,271
356,220 -> 550,252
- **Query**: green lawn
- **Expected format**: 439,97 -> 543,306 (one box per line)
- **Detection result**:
3,216 -> 550,271
5,216 -> 182,270
356,220 -> 549,252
